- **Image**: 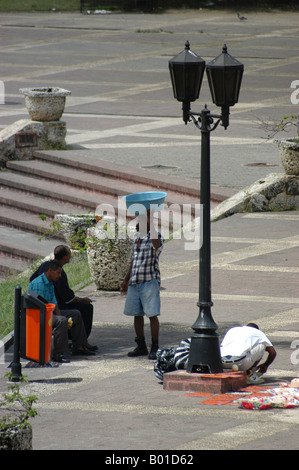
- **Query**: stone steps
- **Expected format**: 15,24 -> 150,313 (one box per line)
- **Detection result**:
0,171 -> 104,210
33,150 -> 201,198
6,158 -> 202,210
0,225 -> 61,274
0,187 -> 90,218
0,149 -> 234,278
33,150 -> 233,204
0,205 -> 55,235
0,253 -> 31,276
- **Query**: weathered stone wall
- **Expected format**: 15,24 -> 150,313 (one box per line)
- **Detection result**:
0,119 -> 67,168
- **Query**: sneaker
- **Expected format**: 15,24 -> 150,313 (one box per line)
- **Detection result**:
246,369 -> 264,384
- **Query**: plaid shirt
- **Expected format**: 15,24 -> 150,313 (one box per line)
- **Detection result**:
129,231 -> 164,285
27,273 -> 58,305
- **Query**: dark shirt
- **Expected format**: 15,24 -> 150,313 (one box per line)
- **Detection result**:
30,261 -> 75,307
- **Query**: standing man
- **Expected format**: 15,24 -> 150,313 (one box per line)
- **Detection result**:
121,210 -> 164,360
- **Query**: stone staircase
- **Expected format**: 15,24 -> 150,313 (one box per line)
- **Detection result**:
0,150 -> 234,279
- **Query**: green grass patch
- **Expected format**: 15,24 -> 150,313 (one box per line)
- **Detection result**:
0,0 -> 80,12
63,252 -> 92,291
0,252 -> 92,341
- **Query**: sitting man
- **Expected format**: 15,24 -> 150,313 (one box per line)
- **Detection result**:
30,245 -> 96,348
27,260 -> 96,362
220,323 -> 277,383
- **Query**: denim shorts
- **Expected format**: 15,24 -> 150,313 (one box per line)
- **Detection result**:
123,279 -> 161,318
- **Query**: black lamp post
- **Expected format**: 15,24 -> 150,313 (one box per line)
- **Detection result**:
169,42 -> 243,374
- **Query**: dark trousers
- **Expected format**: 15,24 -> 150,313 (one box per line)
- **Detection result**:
60,302 -> 93,338
61,309 -> 87,349
52,314 -> 68,356
52,309 -> 88,357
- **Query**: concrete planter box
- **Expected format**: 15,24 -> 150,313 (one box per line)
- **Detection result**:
20,87 -> 71,122
277,139 -> 299,175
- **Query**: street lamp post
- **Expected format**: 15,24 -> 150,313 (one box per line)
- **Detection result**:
169,42 -> 243,374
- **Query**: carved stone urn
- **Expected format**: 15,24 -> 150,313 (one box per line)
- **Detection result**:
19,87 -> 71,122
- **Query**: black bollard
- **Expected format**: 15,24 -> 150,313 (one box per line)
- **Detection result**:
10,285 -> 23,382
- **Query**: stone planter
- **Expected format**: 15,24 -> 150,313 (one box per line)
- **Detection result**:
276,138 -> 299,175
54,214 -> 98,249
19,87 -> 71,122
87,221 -> 134,291
0,423 -> 32,450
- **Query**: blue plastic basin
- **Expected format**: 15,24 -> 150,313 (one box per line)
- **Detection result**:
123,191 -> 167,214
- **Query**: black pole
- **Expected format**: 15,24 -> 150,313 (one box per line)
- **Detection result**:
187,106 -> 223,374
198,106 -> 213,318
10,285 -> 23,382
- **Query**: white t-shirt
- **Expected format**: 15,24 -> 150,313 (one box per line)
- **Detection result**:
220,326 -> 273,357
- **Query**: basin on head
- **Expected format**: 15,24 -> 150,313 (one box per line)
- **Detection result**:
123,191 -> 167,215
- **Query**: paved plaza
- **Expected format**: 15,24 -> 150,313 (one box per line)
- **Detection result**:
0,7 -> 299,451
0,7 -> 298,189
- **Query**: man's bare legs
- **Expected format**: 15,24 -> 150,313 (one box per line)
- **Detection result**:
128,315 -> 159,359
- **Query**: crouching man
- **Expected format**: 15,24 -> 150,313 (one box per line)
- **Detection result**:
221,323 -> 277,383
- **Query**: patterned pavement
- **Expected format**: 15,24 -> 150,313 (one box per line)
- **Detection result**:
0,8 -> 299,451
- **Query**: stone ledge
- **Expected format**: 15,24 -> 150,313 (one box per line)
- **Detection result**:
163,370 -> 247,393
0,119 -> 67,167
211,173 -> 299,221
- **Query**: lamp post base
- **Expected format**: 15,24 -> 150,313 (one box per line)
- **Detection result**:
187,331 -> 223,374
